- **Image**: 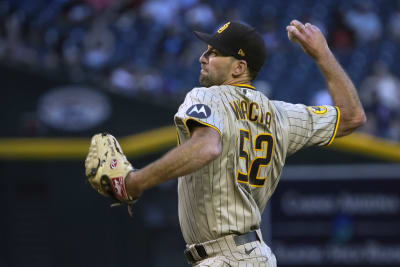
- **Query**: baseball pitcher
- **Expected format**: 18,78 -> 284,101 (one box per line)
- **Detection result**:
85,20 -> 366,266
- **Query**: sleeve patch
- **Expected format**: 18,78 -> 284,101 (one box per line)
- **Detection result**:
186,104 -> 212,119
307,106 -> 328,115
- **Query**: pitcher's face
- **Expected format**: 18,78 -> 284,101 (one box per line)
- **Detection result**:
199,46 -> 234,87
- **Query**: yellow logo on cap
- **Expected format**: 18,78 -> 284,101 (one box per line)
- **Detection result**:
217,22 -> 230,34
238,49 -> 245,56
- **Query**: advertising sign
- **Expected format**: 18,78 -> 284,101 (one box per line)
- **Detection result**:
271,164 -> 400,267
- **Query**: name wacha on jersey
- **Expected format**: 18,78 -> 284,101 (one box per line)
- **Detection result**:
229,100 -> 272,127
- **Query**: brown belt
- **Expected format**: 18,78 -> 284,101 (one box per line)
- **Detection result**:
184,231 -> 259,264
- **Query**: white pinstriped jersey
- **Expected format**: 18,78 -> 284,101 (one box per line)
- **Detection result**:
174,84 -> 340,245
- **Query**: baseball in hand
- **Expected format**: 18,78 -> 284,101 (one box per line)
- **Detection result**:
287,30 -> 298,43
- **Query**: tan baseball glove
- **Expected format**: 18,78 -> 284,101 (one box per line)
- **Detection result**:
85,133 -> 137,215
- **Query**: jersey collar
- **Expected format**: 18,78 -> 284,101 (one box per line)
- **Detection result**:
231,83 -> 256,90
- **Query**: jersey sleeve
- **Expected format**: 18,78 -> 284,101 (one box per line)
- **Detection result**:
174,87 -> 224,137
272,101 -> 340,155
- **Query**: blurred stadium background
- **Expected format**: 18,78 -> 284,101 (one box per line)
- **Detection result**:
1,0 -> 400,266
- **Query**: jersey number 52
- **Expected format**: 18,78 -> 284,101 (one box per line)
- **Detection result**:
237,129 -> 274,187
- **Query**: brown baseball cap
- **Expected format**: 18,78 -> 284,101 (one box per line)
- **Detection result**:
194,21 -> 267,72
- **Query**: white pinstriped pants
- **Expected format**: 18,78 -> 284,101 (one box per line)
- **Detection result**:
187,230 -> 277,267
